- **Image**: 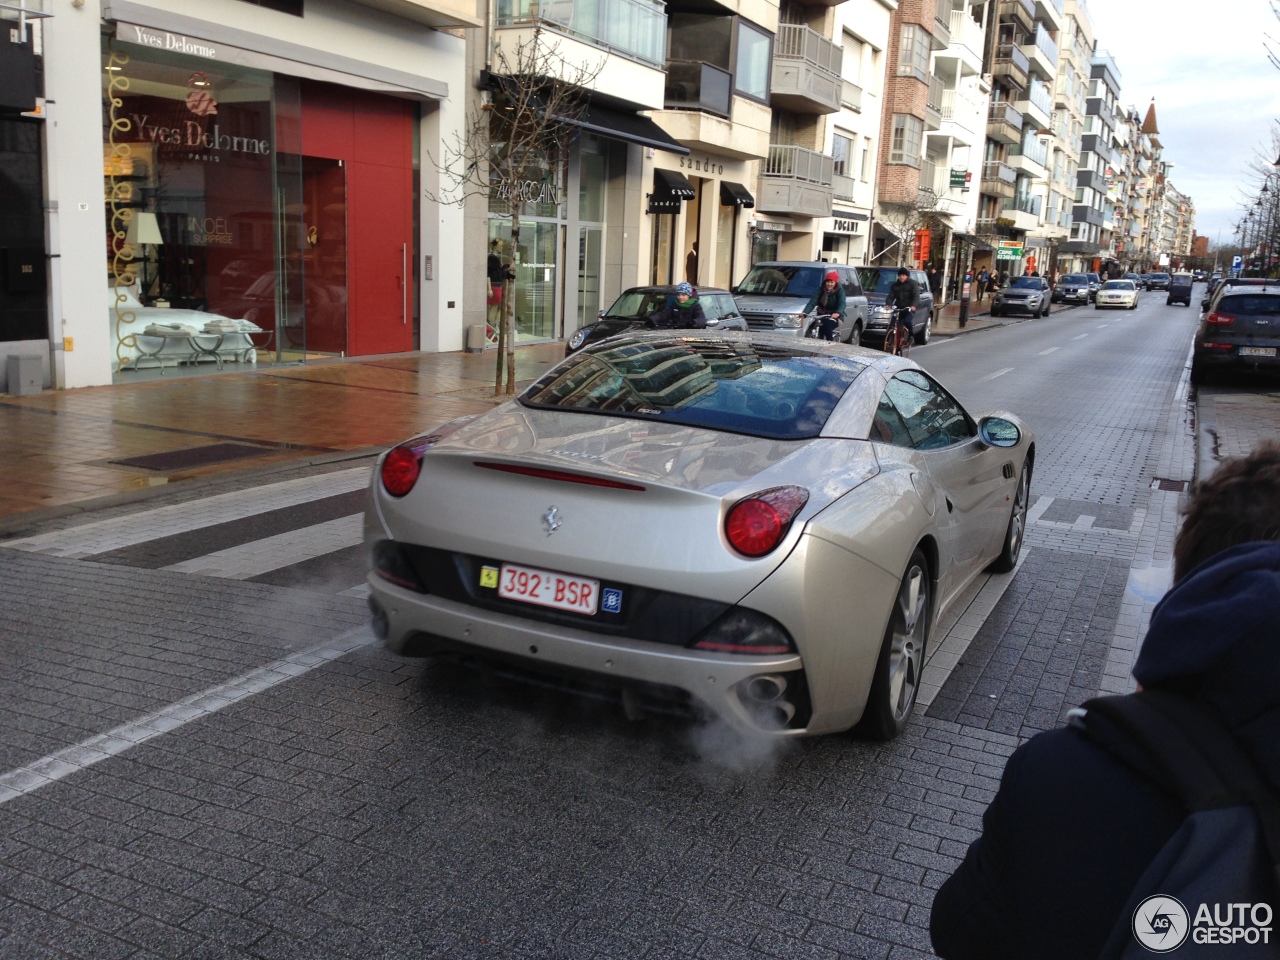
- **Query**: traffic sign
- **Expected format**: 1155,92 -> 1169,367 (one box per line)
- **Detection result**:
1232,255 -> 1243,269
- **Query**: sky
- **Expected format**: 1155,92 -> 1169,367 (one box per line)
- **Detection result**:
1085,0 -> 1280,249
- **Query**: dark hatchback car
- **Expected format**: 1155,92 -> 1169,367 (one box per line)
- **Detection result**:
1145,272 -> 1171,291
1052,273 -> 1091,304
1166,273 -> 1194,306
1191,286 -> 1280,385
991,276 -> 1052,317
566,286 -> 746,355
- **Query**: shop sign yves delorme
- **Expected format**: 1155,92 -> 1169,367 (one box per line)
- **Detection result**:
118,23 -> 219,61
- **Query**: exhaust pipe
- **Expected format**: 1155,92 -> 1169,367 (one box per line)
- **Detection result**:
367,597 -> 389,640
744,674 -> 788,702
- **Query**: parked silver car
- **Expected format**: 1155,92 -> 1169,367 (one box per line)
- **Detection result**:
991,276 -> 1052,317
366,332 -> 1035,740
733,262 -> 869,343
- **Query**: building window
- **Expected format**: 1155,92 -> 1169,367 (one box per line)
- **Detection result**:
861,137 -> 873,180
843,33 -> 863,86
832,132 -> 853,176
889,115 -> 922,167
734,20 -> 772,101
896,24 -> 929,81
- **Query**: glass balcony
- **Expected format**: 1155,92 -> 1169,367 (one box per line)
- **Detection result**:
983,160 -> 1018,185
987,100 -> 1024,144
497,0 -> 666,68
841,80 -> 863,112
664,60 -> 731,117
994,43 -> 1030,88
1033,24 -> 1058,64
1002,195 -> 1042,217
833,172 -> 856,202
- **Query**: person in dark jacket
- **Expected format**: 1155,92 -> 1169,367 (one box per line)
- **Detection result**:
884,267 -> 921,339
646,282 -> 707,329
930,441 -> 1280,960
802,270 -> 846,341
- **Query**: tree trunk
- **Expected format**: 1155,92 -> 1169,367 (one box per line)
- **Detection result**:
506,212 -> 519,395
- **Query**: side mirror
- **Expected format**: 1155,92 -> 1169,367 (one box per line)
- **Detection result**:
978,416 -> 1021,448
598,310 -> 606,319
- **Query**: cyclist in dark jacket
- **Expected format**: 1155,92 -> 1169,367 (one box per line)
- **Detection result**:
802,271 -> 847,341
885,268 -> 921,338
646,282 -> 707,329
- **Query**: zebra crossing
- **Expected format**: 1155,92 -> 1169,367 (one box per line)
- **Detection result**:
1,465 -> 374,597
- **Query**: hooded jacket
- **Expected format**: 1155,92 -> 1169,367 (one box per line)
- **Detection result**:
931,541 -> 1280,960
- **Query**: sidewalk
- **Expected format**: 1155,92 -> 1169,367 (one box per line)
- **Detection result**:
0,344 -> 567,526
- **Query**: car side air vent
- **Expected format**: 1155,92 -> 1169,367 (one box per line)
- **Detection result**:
1002,463 -> 1015,480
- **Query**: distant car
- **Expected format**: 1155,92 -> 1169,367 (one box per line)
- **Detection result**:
856,266 -> 937,346
1124,273 -> 1143,288
733,262 -> 869,344
1052,273 -> 1091,305
1166,274 -> 1194,306
1145,272 -> 1171,291
1191,286 -> 1280,385
1095,279 -> 1138,310
991,276 -> 1052,317
1086,273 -> 1102,302
1049,273 -> 1090,304
566,286 -> 745,355
366,331 -> 1036,739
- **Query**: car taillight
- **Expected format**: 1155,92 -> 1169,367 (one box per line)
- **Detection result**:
1200,342 -> 1233,350
724,485 -> 809,558
381,445 -> 423,497
1206,312 -> 1235,326
691,608 -> 796,654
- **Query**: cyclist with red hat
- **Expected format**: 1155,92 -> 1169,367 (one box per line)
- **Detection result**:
803,270 -> 846,341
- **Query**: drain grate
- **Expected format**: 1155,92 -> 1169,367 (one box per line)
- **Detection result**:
1153,478 -> 1189,492
111,443 -> 274,472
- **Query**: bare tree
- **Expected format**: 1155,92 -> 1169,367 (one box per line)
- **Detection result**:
873,191 -> 940,266
429,32 -> 603,395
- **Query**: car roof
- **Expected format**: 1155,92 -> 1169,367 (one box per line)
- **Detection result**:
621,285 -> 732,295
750,261 -> 850,269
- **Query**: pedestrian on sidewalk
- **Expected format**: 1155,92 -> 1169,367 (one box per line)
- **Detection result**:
930,441 -> 1280,960
976,268 -> 990,303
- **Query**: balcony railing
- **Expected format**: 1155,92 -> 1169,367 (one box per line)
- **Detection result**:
775,23 -> 841,74
765,144 -> 834,185
497,0 -> 666,67
988,100 -> 1024,131
1013,135 -> 1048,167
664,60 -> 731,117
1033,24 -> 1058,64
921,158 -> 939,195
994,43 -> 1030,87
1027,80 -> 1053,117
834,172 -> 856,202
982,160 -> 1017,185
927,74 -> 946,114
1003,195 -> 1042,217
841,80 -> 862,111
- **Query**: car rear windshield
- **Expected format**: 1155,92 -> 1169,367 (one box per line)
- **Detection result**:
519,336 -> 864,440
855,268 -> 901,294
736,265 -> 825,298
1216,295 -> 1280,317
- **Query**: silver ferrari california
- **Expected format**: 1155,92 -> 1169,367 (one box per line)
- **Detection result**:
365,332 -> 1034,739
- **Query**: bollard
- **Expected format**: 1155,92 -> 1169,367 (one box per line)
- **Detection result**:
959,271 -> 972,328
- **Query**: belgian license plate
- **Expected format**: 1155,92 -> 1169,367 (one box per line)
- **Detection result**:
496,562 -> 599,615
1240,346 -> 1276,357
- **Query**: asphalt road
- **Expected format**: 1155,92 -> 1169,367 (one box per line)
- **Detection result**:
0,296 -> 1203,960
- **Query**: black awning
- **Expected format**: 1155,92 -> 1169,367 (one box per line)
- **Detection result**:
559,103 -> 690,155
720,181 -> 755,208
654,168 -> 696,198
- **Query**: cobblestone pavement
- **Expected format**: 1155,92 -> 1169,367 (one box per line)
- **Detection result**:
0,298 -> 1270,959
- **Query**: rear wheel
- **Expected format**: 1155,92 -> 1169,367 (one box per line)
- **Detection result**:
989,460 -> 1030,573
856,548 -> 930,740
914,314 -> 931,346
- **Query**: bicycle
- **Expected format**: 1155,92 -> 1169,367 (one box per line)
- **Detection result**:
885,306 -> 913,357
804,311 -> 841,342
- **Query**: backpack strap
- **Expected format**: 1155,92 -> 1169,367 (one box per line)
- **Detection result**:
1075,691 -> 1280,886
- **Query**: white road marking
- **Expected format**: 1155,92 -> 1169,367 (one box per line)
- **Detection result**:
1038,347 -> 1060,355
1073,334 -> 1088,340
163,514 -> 364,579
0,628 -> 374,806
1,467 -> 370,558
981,367 -> 1015,381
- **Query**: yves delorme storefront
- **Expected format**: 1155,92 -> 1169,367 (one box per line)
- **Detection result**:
104,22 -> 420,376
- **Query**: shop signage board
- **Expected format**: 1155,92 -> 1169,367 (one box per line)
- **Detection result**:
117,23 -> 220,61
950,168 -> 970,191
995,241 -> 1023,260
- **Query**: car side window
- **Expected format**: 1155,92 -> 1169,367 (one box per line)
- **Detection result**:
871,394 -> 915,447
883,370 -> 974,450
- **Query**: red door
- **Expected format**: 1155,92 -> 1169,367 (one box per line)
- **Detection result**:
300,82 -> 414,356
